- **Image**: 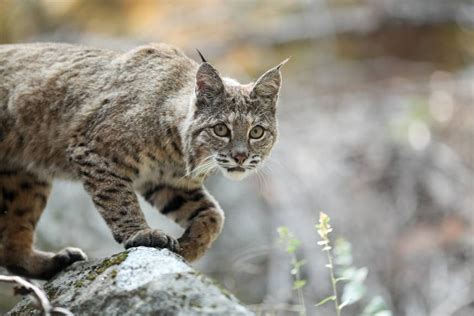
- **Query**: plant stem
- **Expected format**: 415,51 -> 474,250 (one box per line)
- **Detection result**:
291,253 -> 307,316
324,245 -> 341,316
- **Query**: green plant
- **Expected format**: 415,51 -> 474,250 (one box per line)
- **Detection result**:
334,238 -> 368,309
277,226 -> 307,316
276,212 -> 392,316
315,212 -> 392,316
315,212 -> 342,316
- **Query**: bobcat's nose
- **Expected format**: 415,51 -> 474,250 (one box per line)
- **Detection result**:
232,151 -> 248,165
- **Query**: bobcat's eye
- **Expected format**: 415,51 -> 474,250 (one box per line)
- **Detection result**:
213,124 -> 230,137
250,125 -> 265,139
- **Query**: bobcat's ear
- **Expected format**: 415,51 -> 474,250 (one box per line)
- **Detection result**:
195,63 -> 224,100
251,58 -> 289,99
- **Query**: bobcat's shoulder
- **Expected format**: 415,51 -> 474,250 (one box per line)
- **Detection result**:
0,42 -> 197,180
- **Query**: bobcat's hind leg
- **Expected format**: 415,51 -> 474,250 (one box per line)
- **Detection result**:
0,168 -> 87,279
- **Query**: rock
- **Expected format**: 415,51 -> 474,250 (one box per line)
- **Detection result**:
9,247 -> 254,316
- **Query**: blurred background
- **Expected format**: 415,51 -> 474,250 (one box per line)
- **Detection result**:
0,0 -> 473,315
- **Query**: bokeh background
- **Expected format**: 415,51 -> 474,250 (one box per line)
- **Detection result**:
0,0 -> 473,315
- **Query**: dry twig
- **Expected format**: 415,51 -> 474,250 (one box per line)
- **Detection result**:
0,275 -> 73,316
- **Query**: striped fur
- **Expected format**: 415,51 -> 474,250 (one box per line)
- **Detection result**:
0,42 -> 283,278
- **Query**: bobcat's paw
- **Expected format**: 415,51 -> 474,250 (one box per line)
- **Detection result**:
177,237 -> 208,262
53,247 -> 88,268
124,229 -> 180,253
6,247 -> 87,280
35,247 -> 87,279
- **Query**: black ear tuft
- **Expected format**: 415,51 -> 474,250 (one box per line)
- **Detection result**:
276,57 -> 290,70
196,49 -> 207,63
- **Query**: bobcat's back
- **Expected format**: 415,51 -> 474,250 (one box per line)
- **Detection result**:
0,42 -> 197,177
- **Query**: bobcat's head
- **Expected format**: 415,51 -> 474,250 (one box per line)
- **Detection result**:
182,57 -> 287,181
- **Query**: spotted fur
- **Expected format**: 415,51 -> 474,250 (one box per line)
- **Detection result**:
0,42 -> 284,279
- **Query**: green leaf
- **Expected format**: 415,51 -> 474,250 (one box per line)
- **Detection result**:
291,260 -> 306,274
294,259 -> 306,268
340,267 -> 357,279
362,296 -> 392,315
341,281 -> 366,306
277,226 -> 301,254
292,280 -> 306,290
315,295 -> 336,307
339,300 -> 351,310
277,226 -> 289,237
335,277 -> 350,283
286,241 -> 300,253
354,267 -> 368,283
334,238 -> 353,266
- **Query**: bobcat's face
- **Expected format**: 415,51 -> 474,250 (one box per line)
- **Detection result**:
183,61 -> 286,181
192,83 -> 278,181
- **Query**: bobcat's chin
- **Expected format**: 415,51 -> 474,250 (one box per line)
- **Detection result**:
221,167 -> 250,181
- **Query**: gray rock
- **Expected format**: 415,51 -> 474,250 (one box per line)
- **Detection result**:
9,247 -> 254,316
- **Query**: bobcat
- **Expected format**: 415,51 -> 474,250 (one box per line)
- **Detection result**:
0,42 -> 285,279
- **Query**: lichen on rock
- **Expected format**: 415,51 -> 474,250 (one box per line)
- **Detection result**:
8,247 -> 253,316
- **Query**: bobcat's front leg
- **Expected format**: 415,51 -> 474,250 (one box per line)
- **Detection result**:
142,184 -> 224,261
69,146 -> 179,252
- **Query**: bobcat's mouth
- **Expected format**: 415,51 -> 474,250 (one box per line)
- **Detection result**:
221,166 -> 248,181
227,167 -> 245,172
216,155 -> 261,181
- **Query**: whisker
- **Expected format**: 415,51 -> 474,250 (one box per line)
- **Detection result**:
197,158 -> 218,175
191,161 -> 214,176
262,164 -> 273,175
267,157 -> 289,174
182,154 -> 216,178
255,169 -> 269,193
